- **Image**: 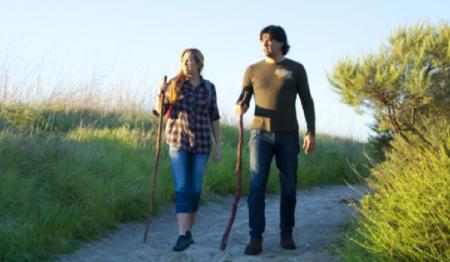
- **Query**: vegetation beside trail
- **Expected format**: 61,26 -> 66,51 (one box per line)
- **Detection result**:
0,103 -> 367,261
331,23 -> 450,261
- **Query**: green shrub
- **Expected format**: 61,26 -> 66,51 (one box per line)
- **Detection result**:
341,119 -> 449,261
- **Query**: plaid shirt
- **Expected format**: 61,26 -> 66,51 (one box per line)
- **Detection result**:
164,78 -> 220,154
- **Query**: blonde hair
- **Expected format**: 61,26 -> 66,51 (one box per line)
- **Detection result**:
167,48 -> 204,104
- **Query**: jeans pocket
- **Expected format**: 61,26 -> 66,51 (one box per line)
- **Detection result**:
169,146 -> 181,157
248,129 -> 260,146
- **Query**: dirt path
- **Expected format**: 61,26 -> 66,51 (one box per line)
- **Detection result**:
56,185 -> 366,262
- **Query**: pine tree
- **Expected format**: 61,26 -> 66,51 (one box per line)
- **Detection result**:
329,23 -> 450,151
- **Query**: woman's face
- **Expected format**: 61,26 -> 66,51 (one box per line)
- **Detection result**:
181,51 -> 199,77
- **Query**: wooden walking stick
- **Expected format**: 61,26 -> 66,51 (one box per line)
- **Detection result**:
220,91 -> 249,250
143,75 -> 167,242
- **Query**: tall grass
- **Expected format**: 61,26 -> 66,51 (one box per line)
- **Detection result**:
339,118 -> 450,261
0,102 -> 368,261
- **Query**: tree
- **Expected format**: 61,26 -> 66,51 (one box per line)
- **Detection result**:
367,120 -> 394,161
329,23 -> 450,150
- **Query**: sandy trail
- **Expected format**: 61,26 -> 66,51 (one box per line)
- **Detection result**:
56,185 -> 366,262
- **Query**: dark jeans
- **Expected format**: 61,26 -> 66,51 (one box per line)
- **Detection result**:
247,129 -> 300,241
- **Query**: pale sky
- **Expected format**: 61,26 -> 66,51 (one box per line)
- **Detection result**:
0,0 -> 448,140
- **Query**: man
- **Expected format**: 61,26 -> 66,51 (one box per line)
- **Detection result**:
235,25 -> 315,255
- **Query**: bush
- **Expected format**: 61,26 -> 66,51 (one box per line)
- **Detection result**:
341,119 -> 449,261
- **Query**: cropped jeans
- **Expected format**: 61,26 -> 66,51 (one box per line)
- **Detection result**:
169,146 -> 209,213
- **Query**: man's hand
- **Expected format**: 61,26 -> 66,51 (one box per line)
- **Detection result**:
303,134 -> 315,154
234,104 -> 248,116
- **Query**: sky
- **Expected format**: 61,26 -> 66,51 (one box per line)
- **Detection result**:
0,0 -> 448,141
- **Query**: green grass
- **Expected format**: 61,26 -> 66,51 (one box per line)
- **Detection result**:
338,119 -> 450,262
0,102 -> 368,261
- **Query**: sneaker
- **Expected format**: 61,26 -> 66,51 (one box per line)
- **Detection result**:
244,239 -> 262,255
280,234 -> 296,250
186,231 -> 194,244
172,235 -> 191,252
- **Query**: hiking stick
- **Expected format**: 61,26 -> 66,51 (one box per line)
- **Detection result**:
220,91 -> 249,250
143,75 -> 167,242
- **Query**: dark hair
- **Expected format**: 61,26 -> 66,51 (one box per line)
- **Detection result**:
259,25 -> 290,55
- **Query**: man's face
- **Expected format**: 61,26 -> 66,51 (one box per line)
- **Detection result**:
261,33 -> 283,57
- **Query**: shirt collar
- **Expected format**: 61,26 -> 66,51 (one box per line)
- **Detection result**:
184,75 -> 204,88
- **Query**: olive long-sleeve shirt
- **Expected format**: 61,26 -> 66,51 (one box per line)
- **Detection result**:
237,58 -> 315,135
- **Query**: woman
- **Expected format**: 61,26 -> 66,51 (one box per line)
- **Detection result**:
154,48 -> 221,252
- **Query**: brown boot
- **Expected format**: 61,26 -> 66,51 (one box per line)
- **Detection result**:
280,234 -> 296,250
244,239 -> 262,255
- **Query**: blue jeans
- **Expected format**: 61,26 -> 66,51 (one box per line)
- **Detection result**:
247,129 -> 300,241
169,146 -> 209,213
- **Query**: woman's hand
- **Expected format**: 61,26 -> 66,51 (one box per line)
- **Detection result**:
158,77 -> 168,96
